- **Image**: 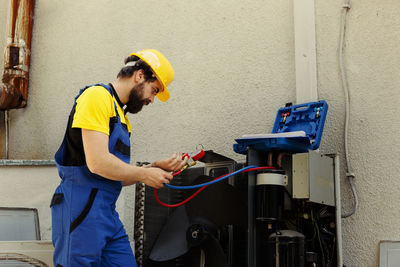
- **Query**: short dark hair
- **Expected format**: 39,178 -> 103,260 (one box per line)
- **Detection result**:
117,55 -> 157,82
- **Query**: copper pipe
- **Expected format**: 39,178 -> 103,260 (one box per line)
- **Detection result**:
0,0 -> 35,110
267,152 -> 274,167
277,152 -> 291,168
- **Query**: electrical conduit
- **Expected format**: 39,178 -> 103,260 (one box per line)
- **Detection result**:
339,0 -> 358,218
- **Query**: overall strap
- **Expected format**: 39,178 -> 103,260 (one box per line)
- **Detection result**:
98,83 -> 122,123
75,83 -> 112,100
77,83 -> 122,122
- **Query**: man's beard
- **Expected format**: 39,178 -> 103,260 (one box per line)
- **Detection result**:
125,82 -> 151,114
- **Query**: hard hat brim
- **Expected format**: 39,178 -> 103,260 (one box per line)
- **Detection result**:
155,87 -> 170,102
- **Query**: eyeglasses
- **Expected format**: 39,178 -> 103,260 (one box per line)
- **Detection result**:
151,86 -> 159,96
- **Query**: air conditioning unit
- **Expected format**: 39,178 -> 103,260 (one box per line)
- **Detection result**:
0,241 -> 53,267
0,208 -> 53,266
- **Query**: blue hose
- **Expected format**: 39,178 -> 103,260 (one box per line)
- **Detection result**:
164,165 -> 258,189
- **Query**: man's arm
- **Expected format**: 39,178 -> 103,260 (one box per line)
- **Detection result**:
82,129 -> 173,188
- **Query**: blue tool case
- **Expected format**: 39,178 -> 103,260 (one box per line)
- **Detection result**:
233,100 -> 328,154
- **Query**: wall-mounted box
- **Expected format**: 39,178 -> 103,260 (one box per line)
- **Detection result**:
292,151 -> 335,206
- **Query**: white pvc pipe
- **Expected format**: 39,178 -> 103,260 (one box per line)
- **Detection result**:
293,0 -> 318,104
5,110 -> 9,159
334,154 -> 343,267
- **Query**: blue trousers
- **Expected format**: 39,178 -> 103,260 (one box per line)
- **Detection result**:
51,178 -> 137,267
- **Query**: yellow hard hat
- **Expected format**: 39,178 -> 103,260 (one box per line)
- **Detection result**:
129,49 -> 174,102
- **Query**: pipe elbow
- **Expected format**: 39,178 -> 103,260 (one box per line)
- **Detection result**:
0,76 -> 28,109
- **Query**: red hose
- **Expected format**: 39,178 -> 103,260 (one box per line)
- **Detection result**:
154,166 -> 275,208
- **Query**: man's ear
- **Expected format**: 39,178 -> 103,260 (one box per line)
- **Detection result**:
134,69 -> 145,83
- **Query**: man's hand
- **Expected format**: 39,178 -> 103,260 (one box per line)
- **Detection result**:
141,167 -> 173,189
152,152 -> 189,172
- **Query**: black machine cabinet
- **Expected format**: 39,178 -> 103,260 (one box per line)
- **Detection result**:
134,152 -> 249,267
134,149 -> 339,267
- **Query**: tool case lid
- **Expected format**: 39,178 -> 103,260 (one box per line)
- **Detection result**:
233,100 -> 328,154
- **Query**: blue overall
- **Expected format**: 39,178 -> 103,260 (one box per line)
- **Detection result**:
51,84 -> 137,267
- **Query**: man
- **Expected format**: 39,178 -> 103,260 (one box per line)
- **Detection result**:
50,49 -> 188,267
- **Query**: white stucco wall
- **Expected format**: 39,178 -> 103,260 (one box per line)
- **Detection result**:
1,0 -> 400,266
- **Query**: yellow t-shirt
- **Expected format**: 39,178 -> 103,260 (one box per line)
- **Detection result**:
72,85 -> 131,134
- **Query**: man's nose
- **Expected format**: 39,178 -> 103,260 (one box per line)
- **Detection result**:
149,94 -> 155,103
